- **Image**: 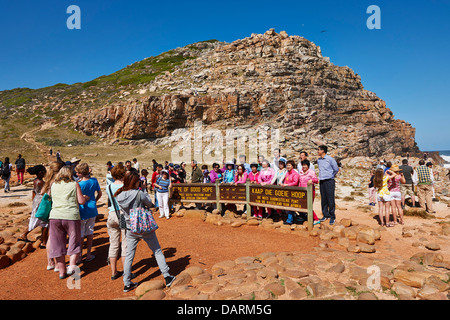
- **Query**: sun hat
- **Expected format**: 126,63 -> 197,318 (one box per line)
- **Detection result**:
70,157 -> 81,163
390,164 -> 402,172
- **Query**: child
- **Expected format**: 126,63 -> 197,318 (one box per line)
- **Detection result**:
368,169 -> 376,206
140,169 -> 149,193
154,170 -> 171,219
373,168 -> 397,227
19,165 -> 47,243
201,165 -> 211,183
76,163 -> 102,262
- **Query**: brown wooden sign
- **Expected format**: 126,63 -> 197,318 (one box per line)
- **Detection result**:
169,181 -> 314,231
219,184 -> 246,203
170,184 -> 216,203
248,185 -> 308,212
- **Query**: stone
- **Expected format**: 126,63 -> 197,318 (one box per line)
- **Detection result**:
425,243 -> 440,251
339,218 -> 352,227
0,255 -> 11,269
358,292 -> 378,300
182,266 -> 205,277
212,289 -> 241,300
171,272 -> 192,287
6,247 -> 25,263
183,210 -> 207,221
393,269 -> 429,288
358,243 -> 376,253
289,288 -> 308,300
391,282 -> 416,298
135,280 -> 166,296
264,282 -> 285,296
139,289 -> 166,300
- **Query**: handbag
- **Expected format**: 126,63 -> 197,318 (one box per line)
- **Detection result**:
108,185 -> 127,229
129,191 -> 158,234
35,193 -> 52,223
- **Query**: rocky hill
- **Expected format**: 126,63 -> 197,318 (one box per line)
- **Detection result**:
1,29 -> 420,160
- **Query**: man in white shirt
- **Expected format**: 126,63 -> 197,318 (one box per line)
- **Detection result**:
272,148 -> 281,173
133,158 -> 140,174
297,151 -> 315,172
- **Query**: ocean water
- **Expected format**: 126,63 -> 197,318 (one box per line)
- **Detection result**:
438,150 -> 450,168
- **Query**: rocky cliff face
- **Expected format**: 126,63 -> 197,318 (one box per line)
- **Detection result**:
73,29 -> 418,159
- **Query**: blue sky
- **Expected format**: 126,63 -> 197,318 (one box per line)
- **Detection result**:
1,0 -> 449,151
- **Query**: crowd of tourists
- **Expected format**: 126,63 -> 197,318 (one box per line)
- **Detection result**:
0,146 -> 444,294
369,157 -> 439,227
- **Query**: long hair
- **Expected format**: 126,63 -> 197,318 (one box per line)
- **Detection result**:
373,168 -> 384,189
27,165 -> 46,176
53,166 -> 74,184
41,161 -> 64,194
114,170 -> 140,197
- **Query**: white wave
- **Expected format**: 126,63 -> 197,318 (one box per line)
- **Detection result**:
441,155 -> 450,163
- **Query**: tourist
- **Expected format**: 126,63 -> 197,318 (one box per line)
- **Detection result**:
164,161 -> 169,170
154,170 -> 171,219
234,164 -> 248,185
384,161 -> 392,173
367,169 -> 377,206
248,163 -> 263,218
125,160 -> 137,173
201,165 -> 211,183
271,157 -> 287,185
416,160 -> 435,213
114,171 -> 175,292
41,161 -> 64,270
191,160 -> 203,183
15,154 -> 26,185
297,159 -> 320,223
140,169 -> 149,193
132,158 -> 140,174
297,151 -> 314,172
178,162 -> 187,183
258,160 -> 275,186
222,161 -> 236,183
258,159 -> 276,218
426,162 -> 437,200
151,164 -> 163,208
283,160 -> 301,225
387,165 -> 406,225
105,164 -> 128,280
48,166 -> 86,279
19,165 -> 47,242
1,157 -> 12,193
151,159 -> 157,172
169,164 -> 181,184
238,155 -> 251,173
209,163 -> 223,184
76,163 -> 102,263
376,160 -> 386,170
257,155 -> 265,171
399,159 -> 415,208
317,145 -> 339,225
373,168 -> 397,227
271,148 -> 281,173
106,161 -> 114,172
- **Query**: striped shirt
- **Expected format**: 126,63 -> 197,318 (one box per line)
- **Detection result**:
155,177 -> 170,193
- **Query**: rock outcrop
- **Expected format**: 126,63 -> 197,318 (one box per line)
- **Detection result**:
73,29 -> 418,159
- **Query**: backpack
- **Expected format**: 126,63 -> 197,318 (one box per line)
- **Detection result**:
1,163 -> 10,179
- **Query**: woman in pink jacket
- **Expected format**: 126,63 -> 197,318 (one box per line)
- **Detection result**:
282,160 -> 301,224
257,160 -> 276,218
298,159 -> 319,222
234,165 -> 248,184
248,163 -> 263,218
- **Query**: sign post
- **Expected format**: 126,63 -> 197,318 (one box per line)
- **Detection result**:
170,181 -> 315,231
